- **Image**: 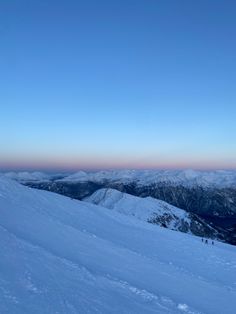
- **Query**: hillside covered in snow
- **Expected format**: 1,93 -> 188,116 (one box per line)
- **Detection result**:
85,188 -> 221,239
2,170 -> 236,244
1,177 -> 236,313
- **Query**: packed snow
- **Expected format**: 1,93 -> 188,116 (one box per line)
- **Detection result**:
0,177 -> 236,313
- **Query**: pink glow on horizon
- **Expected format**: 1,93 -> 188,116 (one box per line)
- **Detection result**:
0,157 -> 236,171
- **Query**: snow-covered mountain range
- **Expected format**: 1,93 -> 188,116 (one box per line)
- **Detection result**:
0,177 -> 236,313
2,171 -> 51,182
3,169 -> 236,187
56,169 -> 236,187
1,170 -> 236,244
85,188 -> 222,239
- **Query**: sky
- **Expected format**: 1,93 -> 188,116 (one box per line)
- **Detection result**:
1,0 -> 236,171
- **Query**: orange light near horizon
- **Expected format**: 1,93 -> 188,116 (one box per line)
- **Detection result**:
0,157 -> 236,172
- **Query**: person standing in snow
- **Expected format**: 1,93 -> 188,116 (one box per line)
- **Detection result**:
205,239 -> 208,244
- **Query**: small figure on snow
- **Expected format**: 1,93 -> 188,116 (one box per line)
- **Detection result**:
201,238 -> 204,242
205,239 -> 208,244
212,241 -> 214,245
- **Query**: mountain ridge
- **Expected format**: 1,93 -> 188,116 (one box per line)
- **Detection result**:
84,188 -> 224,240
2,170 -> 236,244
1,177 -> 236,313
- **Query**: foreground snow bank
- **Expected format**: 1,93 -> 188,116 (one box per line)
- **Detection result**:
0,177 -> 236,314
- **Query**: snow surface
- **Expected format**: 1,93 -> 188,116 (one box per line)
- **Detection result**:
84,188 -> 192,231
0,177 -> 236,313
58,169 -> 236,187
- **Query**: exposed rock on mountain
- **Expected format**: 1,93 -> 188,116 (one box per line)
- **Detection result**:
84,188 -> 225,240
1,177 -> 236,313
3,169 -> 236,244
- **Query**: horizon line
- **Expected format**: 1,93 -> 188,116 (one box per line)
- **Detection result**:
1,165 -> 236,173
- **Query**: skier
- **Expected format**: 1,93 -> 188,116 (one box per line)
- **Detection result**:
212,241 -> 214,245
205,239 -> 208,244
201,238 -> 204,242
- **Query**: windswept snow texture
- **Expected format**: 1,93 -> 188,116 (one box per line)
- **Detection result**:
0,178 -> 236,314
59,169 -> 236,187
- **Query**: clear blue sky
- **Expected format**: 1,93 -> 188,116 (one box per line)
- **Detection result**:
1,0 -> 236,170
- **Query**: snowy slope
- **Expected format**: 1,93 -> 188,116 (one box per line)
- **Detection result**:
84,188 -> 194,224
0,178 -> 236,314
84,188 -> 220,238
59,169 -> 236,187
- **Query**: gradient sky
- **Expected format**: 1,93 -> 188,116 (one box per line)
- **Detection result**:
1,0 -> 236,170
